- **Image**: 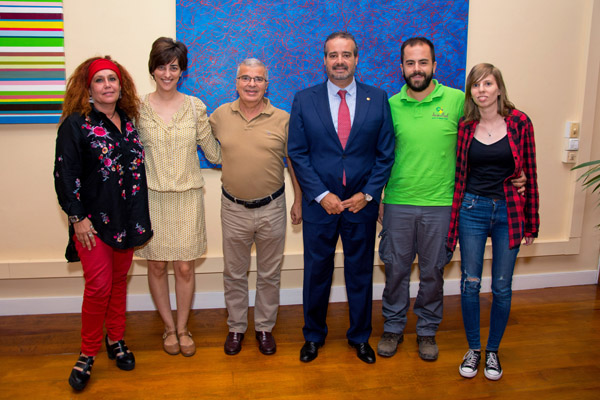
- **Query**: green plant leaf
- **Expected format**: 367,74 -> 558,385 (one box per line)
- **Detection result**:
572,160 -> 600,170
582,174 -> 600,187
574,160 -> 600,213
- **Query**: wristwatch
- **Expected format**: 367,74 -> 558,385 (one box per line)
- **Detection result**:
364,193 -> 373,202
68,215 -> 85,224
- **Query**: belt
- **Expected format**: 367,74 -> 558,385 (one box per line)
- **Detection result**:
222,185 -> 285,209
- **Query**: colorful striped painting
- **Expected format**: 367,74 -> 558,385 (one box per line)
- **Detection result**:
0,0 -> 64,124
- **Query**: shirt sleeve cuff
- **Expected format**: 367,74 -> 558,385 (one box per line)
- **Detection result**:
315,191 -> 329,203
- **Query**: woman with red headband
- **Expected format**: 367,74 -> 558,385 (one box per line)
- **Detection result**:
54,56 -> 153,391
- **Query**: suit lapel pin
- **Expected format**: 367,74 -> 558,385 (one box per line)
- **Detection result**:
366,97 -> 371,101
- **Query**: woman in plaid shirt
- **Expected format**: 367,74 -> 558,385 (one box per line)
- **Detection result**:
446,63 -> 540,381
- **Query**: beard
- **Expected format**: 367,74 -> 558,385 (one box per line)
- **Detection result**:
404,70 -> 434,92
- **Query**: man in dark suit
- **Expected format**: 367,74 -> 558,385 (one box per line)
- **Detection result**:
288,31 -> 395,364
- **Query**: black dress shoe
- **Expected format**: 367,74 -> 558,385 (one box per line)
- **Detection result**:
105,335 -> 135,371
300,341 -> 323,363
224,332 -> 244,355
68,353 -> 94,391
255,331 -> 276,355
349,341 -> 376,364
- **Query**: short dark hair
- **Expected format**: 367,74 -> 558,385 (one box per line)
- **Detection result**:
323,31 -> 358,57
400,37 -> 435,63
148,37 -> 188,73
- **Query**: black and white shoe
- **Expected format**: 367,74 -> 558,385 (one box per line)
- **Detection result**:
484,350 -> 503,380
459,349 -> 481,378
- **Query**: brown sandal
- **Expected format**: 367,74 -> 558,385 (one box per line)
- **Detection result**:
178,330 -> 196,357
162,330 -> 180,355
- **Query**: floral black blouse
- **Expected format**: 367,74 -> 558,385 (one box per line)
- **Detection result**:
54,107 -> 153,260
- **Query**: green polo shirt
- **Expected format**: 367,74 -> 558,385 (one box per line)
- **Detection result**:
384,80 -> 464,206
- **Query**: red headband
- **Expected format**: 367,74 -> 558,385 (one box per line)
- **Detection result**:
87,59 -> 122,87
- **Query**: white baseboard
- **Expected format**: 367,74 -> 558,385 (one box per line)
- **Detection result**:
1,269 -> 597,316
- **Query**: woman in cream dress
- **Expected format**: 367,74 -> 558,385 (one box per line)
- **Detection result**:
135,37 -> 220,357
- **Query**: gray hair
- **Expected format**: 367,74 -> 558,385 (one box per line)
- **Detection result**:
236,58 -> 269,80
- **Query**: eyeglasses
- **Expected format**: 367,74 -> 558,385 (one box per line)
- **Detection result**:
237,75 -> 267,84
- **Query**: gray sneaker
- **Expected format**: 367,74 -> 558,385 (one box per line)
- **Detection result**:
377,332 -> 404,357
416,335 -> 438,361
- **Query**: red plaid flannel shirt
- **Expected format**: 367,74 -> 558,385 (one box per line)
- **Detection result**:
447,108 -> 540,250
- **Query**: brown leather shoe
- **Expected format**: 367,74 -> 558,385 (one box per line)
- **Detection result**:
162,330 -> 180,355
255,331 -> 276,355
178,330 -> 196,357
224,332 -> 244,355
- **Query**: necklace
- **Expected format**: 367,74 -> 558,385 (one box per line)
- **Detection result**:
483,118 -> 503,137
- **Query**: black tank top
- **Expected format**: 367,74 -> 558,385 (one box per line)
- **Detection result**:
465,135 -> 515,199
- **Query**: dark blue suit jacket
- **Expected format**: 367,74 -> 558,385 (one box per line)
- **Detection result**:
288,81 -> 395,224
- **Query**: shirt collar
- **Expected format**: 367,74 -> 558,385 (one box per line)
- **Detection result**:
90,105 -> 124,121
230,97 -> 274,116
327,78 -> 357,98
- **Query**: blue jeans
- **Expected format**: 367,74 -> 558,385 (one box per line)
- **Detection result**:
458,192 -> 520,351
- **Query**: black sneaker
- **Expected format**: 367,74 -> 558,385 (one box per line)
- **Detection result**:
484,350 -> 503,380
459,349 -> 481,378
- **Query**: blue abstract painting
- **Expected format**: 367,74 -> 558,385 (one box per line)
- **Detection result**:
176,0 -> 469,167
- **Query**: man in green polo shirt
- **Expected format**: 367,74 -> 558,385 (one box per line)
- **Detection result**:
377,38 -> 525,362
377,37 -> 463,361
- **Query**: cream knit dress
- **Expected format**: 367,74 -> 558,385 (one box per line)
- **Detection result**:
135,95 -> 221,261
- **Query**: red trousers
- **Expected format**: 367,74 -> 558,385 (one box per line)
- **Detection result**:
75,235 -> 134,355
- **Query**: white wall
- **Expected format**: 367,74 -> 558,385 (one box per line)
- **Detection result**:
0,0 -> 598,315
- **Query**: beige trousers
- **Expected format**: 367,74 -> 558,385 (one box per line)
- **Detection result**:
221,193 -> 286,332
